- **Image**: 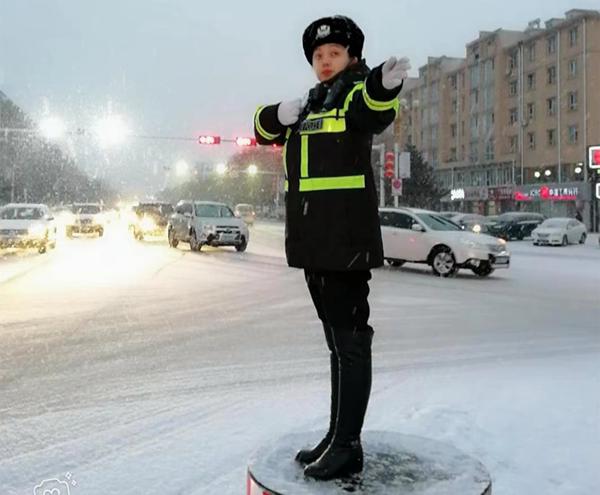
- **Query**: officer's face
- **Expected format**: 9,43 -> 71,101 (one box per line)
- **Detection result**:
312,43 -> 355,82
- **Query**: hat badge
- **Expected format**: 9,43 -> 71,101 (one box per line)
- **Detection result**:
316,24 -> 331,39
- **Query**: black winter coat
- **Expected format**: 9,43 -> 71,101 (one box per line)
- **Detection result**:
254,61 -> 402,271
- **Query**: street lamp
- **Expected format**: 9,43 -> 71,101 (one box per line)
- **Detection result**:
216,163 -> 227,175
94,114 -> 129,147
38,116 -> 66,140
544,169 -> 552,177
534,171 -> 541,179
247,164 -> 258,176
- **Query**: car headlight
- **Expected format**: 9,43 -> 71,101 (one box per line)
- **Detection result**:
28,224 -> 47,237
202,224 -> 215,233
472,224 -> 482,233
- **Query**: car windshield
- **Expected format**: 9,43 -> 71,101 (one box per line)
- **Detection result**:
73,205 -> 101,215
541,219 -> 569,228
416,213 -> 463,231
195,204 -> 233,218
0,207 -> 44,220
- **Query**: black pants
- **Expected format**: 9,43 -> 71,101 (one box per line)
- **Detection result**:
304,269 -> 373,446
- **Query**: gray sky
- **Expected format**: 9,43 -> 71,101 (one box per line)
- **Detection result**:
0,0 -> 597,194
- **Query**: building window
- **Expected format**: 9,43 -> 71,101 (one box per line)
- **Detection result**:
451,124 -> 457,138
508,52 -> 517,70
485,140 -> 495,161
509,80 -> 517,96
547,97 -> 557,116
527,103 -> 535,121
568,92 -> 578,111
547,35 -> 556,55
470,89 -> 479,109
509,107 -> 518,125
568,125 -> 578,144
527,42 -> 536,62
547,129 -> 556,147
450,74 -> 457,89
569,27 -> 578,47
451,98 -> 458,114
527,72 -> 536,90
547,66 -> 556,85
509,135 -> 518,153
528,132 -> 536,149
450,147 -> 457,161
569,59 -> 578,77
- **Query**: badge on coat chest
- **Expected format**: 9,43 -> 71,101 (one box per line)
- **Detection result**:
300,118 -> 323,132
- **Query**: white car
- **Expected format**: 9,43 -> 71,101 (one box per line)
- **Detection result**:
0,203 -> 57,253
379,207 -> 510,277
168,201 -> 249,252
65,203 -> 105,237
532,218 -> 587,246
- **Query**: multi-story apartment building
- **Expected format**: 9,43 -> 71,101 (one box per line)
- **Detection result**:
395,9 -> 600,226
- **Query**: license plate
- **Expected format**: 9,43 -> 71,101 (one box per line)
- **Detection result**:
219,234 -> 234,242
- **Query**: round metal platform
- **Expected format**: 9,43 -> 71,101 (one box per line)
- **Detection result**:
247,431 -> 492,494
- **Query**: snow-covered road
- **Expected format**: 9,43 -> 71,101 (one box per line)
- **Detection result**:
1,223 -> 599,494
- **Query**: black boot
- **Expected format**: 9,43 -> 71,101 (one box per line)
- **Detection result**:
303,440 -> 363,480
304,328 -> 373,480
296,325 -> 339,465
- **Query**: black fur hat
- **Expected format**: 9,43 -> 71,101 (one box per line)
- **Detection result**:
302,16 -> 364,64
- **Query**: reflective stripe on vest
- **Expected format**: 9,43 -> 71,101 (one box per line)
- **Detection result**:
361,85 -> 399,113
299,108 -> 346,135
299,175 -> 365,192
254,106 -> 281,141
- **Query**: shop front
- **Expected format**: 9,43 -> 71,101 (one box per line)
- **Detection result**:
512,182 -> 591,220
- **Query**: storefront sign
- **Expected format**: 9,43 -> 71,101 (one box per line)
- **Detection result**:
514,185 -> 580,202
488,186 -> 514,201
450,188 -> 465,200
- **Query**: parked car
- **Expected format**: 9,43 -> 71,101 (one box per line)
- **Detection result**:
234,203 -> 256,226
450,213 -> 488,233
65,203 -> 105,237
168,201 -> 249,252
532,218 -> 587,246
0,203 -> 57,253
130,202 -> 173,240
379,207 -> 510,277
486,212 -> 545,240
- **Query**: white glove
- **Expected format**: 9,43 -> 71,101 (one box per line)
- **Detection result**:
381,56 -> 411,90
277,98 -> 303,126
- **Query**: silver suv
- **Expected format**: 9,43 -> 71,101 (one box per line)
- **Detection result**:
168,201 -> 249,252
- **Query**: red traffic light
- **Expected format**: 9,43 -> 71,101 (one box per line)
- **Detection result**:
384,170 -> 395,179
235,137 -> 257,147
590,145 -> 600,169
198,135 -> 221,145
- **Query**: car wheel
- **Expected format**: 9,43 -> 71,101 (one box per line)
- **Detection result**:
98,228 -> 104,237
38,243 -> 47,254
430,246 -> 457,277
579,233 -> 587,245
562,235 -> 568,246
471,262 -> 495,277
189,231 -> 202,252
235,236 -> 247,252
387,259 -> 405,267
168,228 -> 179,248
533,241 -> 539,246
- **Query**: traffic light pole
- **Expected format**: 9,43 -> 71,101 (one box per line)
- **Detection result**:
373,143 -> 385,208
